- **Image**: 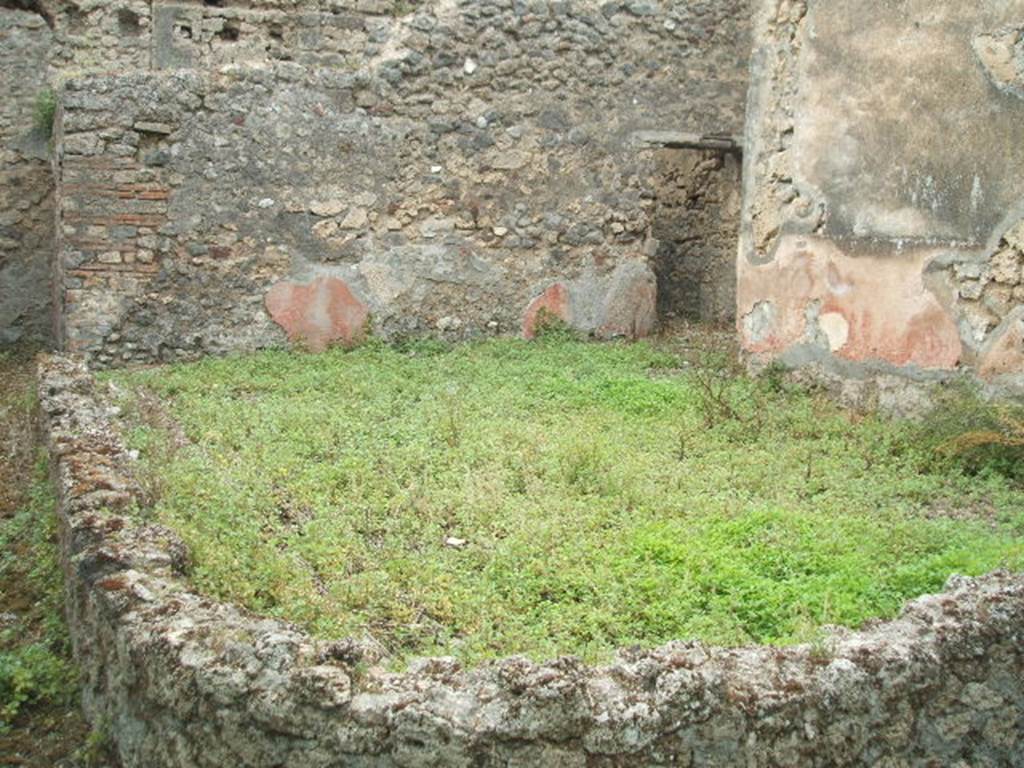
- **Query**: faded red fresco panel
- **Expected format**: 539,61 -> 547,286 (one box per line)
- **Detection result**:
738,236 -> 962,370
522,283 -> 571,339
265,276 -> 369,352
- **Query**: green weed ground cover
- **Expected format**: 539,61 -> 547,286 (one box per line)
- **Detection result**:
107,337 -> 1024,666
0,458 -> 77,733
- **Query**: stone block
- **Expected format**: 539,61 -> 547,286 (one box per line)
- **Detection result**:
597,261 -> 657,340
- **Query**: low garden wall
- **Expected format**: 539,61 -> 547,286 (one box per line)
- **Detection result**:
38,353 -> 1024,766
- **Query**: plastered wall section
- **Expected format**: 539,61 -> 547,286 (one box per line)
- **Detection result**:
54,1 -> 751,365
739,0 -> 1024,392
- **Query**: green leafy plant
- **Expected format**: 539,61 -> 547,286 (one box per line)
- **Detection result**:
0,457 -> 77,732
391,0 -> 420,16
33,88 -> 56,140
0,642 -> 76,730
917,384 -> 1024,483
688,345 -> 763,430
531,309 -> 580,342
941,407 -> 1024,454
74,719 -> 116,767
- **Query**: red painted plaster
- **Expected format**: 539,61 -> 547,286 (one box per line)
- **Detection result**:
265,276 -> 369,352
738,236 -> 962,370
522,283 -> 571,339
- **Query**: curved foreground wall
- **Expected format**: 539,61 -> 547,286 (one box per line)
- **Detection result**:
40,355 -> 1024,767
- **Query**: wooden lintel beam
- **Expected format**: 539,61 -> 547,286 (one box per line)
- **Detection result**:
633,131 -> 743,154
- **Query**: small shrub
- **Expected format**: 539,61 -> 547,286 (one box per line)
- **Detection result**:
0,455 -> 78,731
0,641 -> 76,731
437,386 -> 463,448
33,88 -> 56,140
391,0 -> 420,15
941,408 -> 1024,453
758,359 -> 792,394
688,346 -> 759,429
74,719 -> 116,768
917,385 -> 1024,483
531,309 -> 580,342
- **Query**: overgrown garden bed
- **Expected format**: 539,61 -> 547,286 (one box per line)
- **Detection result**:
103,336 -> 1024,667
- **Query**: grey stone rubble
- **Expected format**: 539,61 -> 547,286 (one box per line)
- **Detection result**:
39,353 -> 1024,766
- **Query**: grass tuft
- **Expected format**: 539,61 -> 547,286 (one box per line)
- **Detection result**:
33,88 -> 56,141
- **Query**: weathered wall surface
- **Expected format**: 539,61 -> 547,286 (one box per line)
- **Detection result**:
0,9 -> 54,345
2,0 -> 751,356
739,0 -> 1024,393
38,0 -> 419,72
40,355 -> 1024,767
51,0 -> 751,364
149,0 -> 421,71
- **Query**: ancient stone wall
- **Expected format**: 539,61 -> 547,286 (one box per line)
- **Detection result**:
36,0 -> 421,73
0,9 -> 54,345
739,0 -> 1024,394
39,354 -> 1024,767
149,0 -> 419,71
44,0 -> 751,364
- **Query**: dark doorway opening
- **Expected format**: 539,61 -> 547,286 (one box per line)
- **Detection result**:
649,142 -> 742,328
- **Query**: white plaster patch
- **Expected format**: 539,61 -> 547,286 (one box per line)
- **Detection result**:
819,311 -> 850,351
973,29 -> 1024,99
852,204 -> 938,239
826,262 -> 853,295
